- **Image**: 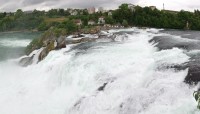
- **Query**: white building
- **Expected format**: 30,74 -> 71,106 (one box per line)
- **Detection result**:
70,10 -> 78,16
149,6 -> 156,10
74,19 -> 82,26
98,16 -> 105,25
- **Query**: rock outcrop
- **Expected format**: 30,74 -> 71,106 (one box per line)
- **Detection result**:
38,48 -> 48,61
19,54 -> 34,67
23,29 -> 116,66
55,36 -> 66,49
184,59 -> 200,85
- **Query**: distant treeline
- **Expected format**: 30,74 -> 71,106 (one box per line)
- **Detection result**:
113,4 -> 200,30
1,4 -> 200,32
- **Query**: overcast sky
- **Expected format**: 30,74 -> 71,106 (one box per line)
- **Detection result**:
0,0 -> 199,12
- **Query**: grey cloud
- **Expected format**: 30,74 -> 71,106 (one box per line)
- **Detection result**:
0,0 -> 138,12
1,0 -> 199,12
22,0 -> 60,5
56,0 -> 138,9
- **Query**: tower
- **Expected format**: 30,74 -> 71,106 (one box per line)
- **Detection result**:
163,3 -> 165,10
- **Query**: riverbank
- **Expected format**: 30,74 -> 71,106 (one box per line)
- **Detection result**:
0,29 -> 38,34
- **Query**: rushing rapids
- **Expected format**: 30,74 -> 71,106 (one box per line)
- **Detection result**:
0,28 -> 199,114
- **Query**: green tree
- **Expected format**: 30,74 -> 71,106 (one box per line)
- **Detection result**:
105,16 -> 115,25
15,9 -> 24,19
62,20 -> 77,33
38,22 -> 48,31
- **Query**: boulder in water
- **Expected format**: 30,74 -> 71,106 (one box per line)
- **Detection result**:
55,36 -> 66,49
184,61 -> 200,85
97,83 -> 108,91
38,40 -> 57,61
19,54 -> 34,67
38,48 -> 48,61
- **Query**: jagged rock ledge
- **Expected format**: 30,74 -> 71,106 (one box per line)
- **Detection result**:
19,30 -> 116,67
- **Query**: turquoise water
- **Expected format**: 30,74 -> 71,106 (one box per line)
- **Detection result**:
0,32 -> 42,61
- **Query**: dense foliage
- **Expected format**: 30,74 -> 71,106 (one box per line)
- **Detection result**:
25,18 -> 80,53
112,4 -> 200,30
1,4 -> 200,32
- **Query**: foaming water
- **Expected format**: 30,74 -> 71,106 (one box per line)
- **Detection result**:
0,32 -> 41,61
0,29 -> 198,114
0,38 -> 31,47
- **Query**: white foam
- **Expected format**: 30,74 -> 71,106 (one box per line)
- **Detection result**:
146,28 -> 164,33
108,28 -> 135,33
0,39 -> 31,47
0,28 -> 198,114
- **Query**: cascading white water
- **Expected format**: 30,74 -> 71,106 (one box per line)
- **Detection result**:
0,28 -> 199,114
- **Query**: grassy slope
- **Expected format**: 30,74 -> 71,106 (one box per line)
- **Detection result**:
44,17 -> 67,23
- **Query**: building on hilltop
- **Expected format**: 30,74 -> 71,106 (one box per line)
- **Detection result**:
98,16 -> 105,25
74,19 -> 82,26
70,10 -> 78,16
87,7 -> 95,14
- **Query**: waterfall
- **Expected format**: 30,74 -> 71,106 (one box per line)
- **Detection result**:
0,28 -> 198,114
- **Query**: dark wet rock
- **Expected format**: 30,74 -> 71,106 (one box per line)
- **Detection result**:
38,48 -> 48,61
184,59 -> 200,85
97,83 -> 108,91
154,57 -> 200,85
39,35 -> 68,61
161,29 -> 200,40
72,97 -> 86,110
149,33 -> 200,85
38,40 -> 56,61
167,57 -> 200,85
72,34 -> 85,38
98,34 -> 117,41
73,99 -> 82,108
70,42 -> 95,51
55,36 -> 66,49
185,69 -> 200,85
19,54 -> 34,67
150,36 -> 200,50
170,64 -> 188,71
120,103 -> 124,108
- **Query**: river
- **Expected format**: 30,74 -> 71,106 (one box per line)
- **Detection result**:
0,32 -> 42,61
0,28 -> 199,114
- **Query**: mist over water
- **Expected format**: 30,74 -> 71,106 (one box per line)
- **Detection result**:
0,32 -> 41,61
0,28 -> 199,114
